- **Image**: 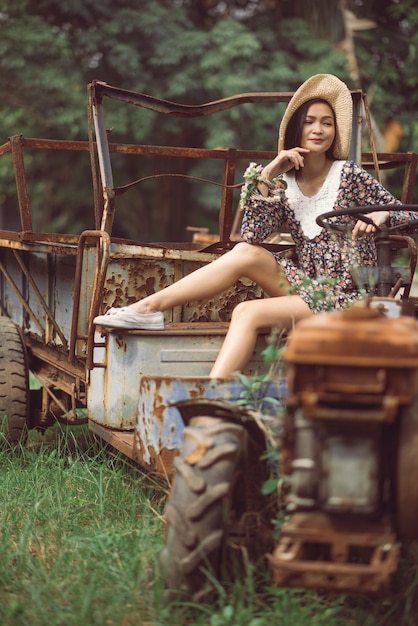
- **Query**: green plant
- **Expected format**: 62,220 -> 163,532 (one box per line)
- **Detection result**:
232,329 -> 288,507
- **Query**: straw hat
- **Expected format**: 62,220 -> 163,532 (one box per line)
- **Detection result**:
278,74 -> 353,160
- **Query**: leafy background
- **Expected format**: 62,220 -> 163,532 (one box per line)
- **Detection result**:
0,0 -> 417,239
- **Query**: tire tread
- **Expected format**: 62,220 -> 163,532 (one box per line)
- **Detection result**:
0,317 -> 29,444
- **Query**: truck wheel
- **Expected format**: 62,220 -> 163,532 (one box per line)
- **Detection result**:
160,416 -> 246,600
396,393 -> 418,541
0,317 -> 30,445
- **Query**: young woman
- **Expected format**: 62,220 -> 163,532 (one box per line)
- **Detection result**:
94,74 -> 418,378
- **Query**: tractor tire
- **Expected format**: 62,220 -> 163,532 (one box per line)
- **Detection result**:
160,416 -> 247,600
0,317 -> 30,445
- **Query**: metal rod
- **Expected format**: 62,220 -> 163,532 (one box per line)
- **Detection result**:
12,250 -> 68,348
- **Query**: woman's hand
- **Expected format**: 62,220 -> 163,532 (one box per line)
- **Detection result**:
352,210 -> 390,238
262,147 -> 310,179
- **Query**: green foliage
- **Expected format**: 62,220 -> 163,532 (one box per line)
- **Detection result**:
0,0 -> 416,240
234,327 -> 287,414
235,370 -> 283,414
232,327 -> 287,505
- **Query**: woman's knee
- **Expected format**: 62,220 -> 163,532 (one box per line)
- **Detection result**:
230,241 -> 273,268
230,299 -> 259,326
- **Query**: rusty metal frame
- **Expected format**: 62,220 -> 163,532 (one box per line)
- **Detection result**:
270,512 -> 400,594
0,244 -> 70,348
87,81 -> 365,239
69,229 -> 111,367
0,256 -> 45,337
362,151 -> 418,204
10,135 -> 32,233
12,249 -> 68,346
31,370 -> 81,424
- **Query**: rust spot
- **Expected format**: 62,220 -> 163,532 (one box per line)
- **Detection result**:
133,430 -> 177,478
115,336 -> 126,350
151,379 -> 166,424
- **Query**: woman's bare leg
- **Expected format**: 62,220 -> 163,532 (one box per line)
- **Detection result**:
128,242 -> 290,313
209,295 -> 312,378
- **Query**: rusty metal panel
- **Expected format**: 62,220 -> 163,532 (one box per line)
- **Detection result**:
133,376 -> 279,471
25,251 -> 58,342
52,253 -> 79,343
99,249 -> 264,324
284,308 -> 418,368
319,436 -> 379,513
0,248 -> 26,326
87,325 -> 274,431
78,243 -> 105,332
101,257 -> 176,312
0,242 -> 77,346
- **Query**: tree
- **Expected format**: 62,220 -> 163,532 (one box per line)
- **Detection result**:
0,0 -> 415,239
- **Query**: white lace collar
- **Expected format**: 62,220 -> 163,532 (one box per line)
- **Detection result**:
284,160 -> 345,239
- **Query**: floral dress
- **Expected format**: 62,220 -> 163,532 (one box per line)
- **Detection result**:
240,160 -> 418,312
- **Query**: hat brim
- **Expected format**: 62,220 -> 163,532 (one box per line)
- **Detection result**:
278,74 -> 353,160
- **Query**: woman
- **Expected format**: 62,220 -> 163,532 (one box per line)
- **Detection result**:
94,74 -> 418,378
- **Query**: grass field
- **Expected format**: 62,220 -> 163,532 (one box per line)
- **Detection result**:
1,424 -> 417,626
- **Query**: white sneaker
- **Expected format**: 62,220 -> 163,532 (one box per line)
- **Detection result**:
93,307 -> 164,330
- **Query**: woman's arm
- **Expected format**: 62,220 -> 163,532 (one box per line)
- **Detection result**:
239,160 -> 290,243
258,148 -> 309,196
341,162 -> 418,237
240,195 -> 283,243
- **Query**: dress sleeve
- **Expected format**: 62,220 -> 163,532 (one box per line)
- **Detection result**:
240,192 -> 286,243
341,161 -> 418,227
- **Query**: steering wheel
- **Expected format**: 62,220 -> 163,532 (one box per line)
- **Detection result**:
316,204 -> 418,299
316,204 -> 418,234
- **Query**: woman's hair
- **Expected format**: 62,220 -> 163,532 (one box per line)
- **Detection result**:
284,98 -> 336,160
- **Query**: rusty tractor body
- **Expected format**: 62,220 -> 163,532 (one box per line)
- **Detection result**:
272,304 -> 418,593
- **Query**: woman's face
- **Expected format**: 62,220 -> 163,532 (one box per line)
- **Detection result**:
299,101 -> 336,155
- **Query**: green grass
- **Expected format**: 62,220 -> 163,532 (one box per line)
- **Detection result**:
0,426 -> 166,626
1,425 -> 418,626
